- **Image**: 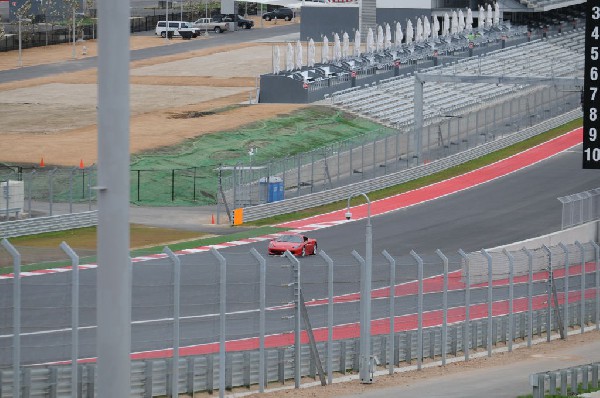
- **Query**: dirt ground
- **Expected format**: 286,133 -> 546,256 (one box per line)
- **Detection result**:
0,23 -> 305,167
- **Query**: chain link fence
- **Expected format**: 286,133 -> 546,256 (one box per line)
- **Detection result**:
219,85 -> 580,211
1,238 -> 599,395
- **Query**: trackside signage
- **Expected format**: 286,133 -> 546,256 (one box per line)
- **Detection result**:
583,3 -> 600,168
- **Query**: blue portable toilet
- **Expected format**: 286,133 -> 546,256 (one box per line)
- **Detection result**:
259,176 -> 284,203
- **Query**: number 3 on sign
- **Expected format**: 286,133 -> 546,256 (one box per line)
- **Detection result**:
594,6 -> 600,19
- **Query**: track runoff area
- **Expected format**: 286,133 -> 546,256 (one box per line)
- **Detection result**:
36,126 -> 581,364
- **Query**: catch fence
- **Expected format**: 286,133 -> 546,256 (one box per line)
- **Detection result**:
559,187 -> 600,230
0,238 -> 599,396
220,85 -> 581,212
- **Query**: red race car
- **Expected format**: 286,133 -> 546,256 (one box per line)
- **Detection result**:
267,233 -> 318,256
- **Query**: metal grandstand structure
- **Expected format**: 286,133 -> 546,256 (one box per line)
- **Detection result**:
332,29 -> 584,129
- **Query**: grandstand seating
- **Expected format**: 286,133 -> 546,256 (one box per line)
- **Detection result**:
331,29 -> 583,129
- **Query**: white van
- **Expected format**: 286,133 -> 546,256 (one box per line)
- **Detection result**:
155,21 -> 198,38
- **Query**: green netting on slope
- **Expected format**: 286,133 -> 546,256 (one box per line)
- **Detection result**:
129,106 -> 394,206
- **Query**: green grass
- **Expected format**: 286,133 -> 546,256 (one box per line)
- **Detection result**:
128,106 -> 394,206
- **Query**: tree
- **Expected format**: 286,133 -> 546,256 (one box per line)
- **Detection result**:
14,0 -> 35,45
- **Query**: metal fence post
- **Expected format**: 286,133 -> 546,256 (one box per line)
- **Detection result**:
382,250 -> 396,375
296,154 -> 301,198
210,248 -> 227,398
2,239 -> 21,398
458,249 -> 470,361
250,248 -> 266,392
592,241 -> 600,331
503,248 -> 514,352
575,241 -> 586,334
351,250 -> 373,382
523,247 -> 534,348
49,168 -> 57,216
317,250 -> 335,384
436,249 -> 449,366
60,242 -> 80,398
559,242 -> 569,339
164,247 -> 181,398
69,168 -> 76,214
284,251 -> 301,389
410,250 -> 424,371
481,249 -> 493,357
27,169 -> 35,215
542,244 -> 553,342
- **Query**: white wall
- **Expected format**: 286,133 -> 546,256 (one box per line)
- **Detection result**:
221,0 -> 234,14
376,0 -> 431,9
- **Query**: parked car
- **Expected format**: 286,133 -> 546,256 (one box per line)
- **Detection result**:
262,7 -> 294,21
193,17 -> 229,33
216,14 -> 254,29
268,233 -> 318,256
155,21 -> 199,38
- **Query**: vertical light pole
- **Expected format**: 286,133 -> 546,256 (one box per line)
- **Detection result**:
165,0 -> 169,40
345,192 -> 372,384
179,0 -> 182,22
72,8 -> 76,60
18,17 -> 22,67
97,0 -> 131,393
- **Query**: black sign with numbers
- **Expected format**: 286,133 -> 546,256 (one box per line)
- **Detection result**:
583,3 -> 600,168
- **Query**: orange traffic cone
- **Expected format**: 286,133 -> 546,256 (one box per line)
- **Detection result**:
79,159 -> 84,169
40,157 -> 45,167
211,214 -> 215,224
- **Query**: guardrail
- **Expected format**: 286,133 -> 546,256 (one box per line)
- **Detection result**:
530,361 -> 600,398
0,211 -> 98,239
0,304 -> 597,398
242,109 -> 582,222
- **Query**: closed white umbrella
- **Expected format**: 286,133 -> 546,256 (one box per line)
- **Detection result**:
478,6 -> 484,30
286,42 -> 294,71
322,35 -> 329,63
433,16 -> 440,39
384,23 -> 392,50
354,29 -> 361,56
376,25 -> 384,52
395,22 -> 403,48
342,32 -> 350,59
307,38 -> 315,67
494,2 -> 500,26
424,16 -> 431,41
406,19 -> 414,44
333,33 -> 341,61
416,17 -> 423,42
466,8 -> 473,31
443,13 -> 450,37
366,27 -> 375,53
486,4 -> 493,28
295,39 -> 303,69
458,9 -> 465,32
273,45 -> 280,74
451,11 -> 458,35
